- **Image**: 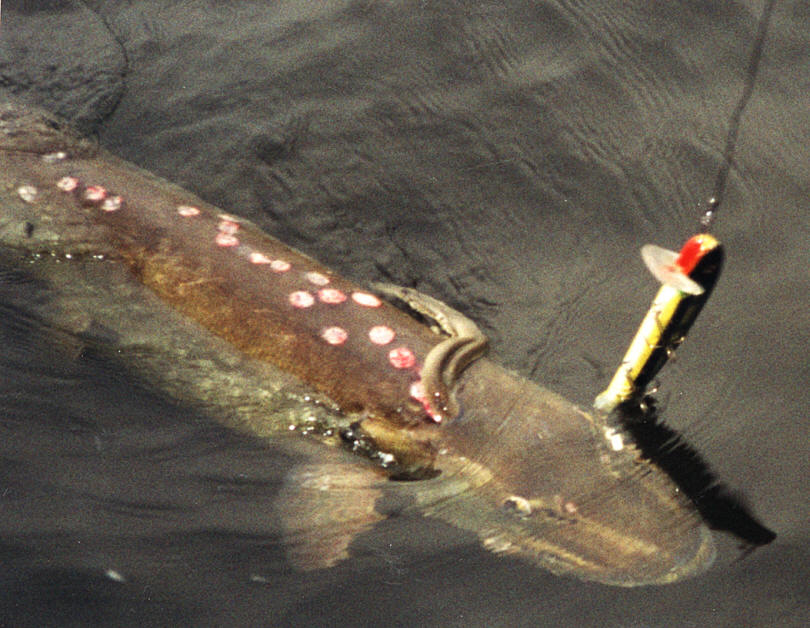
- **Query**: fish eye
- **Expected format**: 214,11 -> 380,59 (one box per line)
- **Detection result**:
502,495 -> 533,518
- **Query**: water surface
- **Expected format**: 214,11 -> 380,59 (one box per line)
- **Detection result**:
0,1 -> 808,625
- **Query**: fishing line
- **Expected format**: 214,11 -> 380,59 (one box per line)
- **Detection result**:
701,0 -> 777,230
594,4 -> 779,546
597,1 -> 779,413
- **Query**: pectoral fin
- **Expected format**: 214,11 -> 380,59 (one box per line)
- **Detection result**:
372,283 -> 488,421
274,442 -> 387,570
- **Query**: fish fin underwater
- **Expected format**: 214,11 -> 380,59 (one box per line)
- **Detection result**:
0,96 -> 774,586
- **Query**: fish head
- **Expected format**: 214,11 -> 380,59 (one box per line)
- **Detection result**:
405,359 -> 716,586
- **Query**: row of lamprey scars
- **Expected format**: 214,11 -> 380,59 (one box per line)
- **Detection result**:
594,234 -> 724,413
372,283 -> 489,422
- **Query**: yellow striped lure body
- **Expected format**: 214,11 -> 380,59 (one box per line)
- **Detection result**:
595,234 -> 724,413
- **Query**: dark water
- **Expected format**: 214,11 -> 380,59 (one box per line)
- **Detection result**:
1,1 -> 808,625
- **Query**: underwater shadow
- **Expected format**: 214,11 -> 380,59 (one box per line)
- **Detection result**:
615,397 -> 776,547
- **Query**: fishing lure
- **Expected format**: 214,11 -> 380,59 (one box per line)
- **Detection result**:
594,234 -> 724,413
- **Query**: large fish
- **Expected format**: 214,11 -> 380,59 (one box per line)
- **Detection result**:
0,98 -> 716,586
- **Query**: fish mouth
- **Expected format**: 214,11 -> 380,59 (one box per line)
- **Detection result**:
411,467 -> 716,587
474,501 -> 717,587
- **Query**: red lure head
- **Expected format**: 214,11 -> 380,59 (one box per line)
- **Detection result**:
675,234 -> 719,274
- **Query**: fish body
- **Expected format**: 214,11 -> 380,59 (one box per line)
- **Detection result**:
0,99 -> 715,585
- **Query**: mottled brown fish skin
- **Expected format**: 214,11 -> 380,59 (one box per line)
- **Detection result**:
85,162 -> 441,424
1,101 -> 443,435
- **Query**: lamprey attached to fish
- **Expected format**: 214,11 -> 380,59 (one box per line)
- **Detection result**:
371,282 -> 489,422
0,99 -> 717,586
